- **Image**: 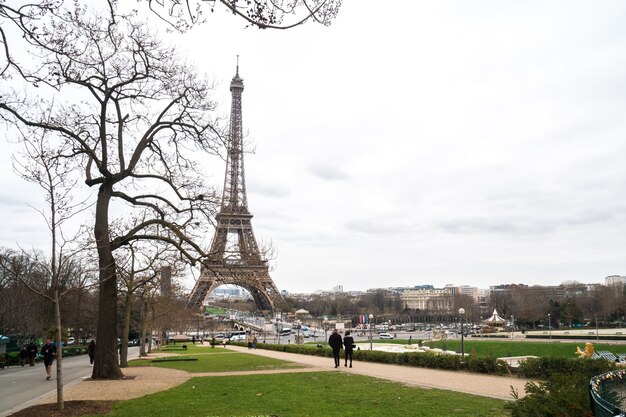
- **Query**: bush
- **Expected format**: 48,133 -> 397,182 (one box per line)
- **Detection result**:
518,357 -> 616,379
506,373 -> 594,417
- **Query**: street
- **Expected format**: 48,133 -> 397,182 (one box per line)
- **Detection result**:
0,346 -> 139,417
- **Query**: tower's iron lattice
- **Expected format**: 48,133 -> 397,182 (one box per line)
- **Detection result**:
187,64 -> 284,312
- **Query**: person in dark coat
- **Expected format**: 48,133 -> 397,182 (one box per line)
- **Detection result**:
40,338 -> 56,380
87,340 -> 96,366
328,329 -> 343,368
28,342 -> 37,366
343,330 -> 355,368
20,345 -> 28,366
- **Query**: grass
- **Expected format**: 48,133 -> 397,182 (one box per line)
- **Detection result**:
130,351 -> 304,373
159,343 -> 221,353
423,339 -> 626,358
85,372 -> 509,417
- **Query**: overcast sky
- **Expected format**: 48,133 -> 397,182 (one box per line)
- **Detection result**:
1,1 -> 626,293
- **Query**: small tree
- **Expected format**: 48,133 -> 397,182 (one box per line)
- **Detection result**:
1,131 -> 89,410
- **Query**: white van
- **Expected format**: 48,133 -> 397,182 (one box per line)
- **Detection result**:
229,331 -> 247,341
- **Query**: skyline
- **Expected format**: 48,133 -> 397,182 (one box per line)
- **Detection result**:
1,1 -> 626,293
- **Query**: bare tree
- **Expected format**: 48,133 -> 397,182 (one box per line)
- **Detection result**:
0,130 -> 90,410
0,3 -> 221,379
144,0 -> 342,30
0,249 -> 51,338
117,238 -> 182,367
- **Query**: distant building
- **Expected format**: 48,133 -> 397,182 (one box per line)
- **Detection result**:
400,287 -> 453,312
332,285 -> 344,293
160,266 -> 172,296
605,275 -> 626,287
489,283 -> 566,300
207,286 -> 251,300
444,284 -> 479,302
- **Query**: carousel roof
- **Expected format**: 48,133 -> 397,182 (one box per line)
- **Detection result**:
484,308 -> 506,323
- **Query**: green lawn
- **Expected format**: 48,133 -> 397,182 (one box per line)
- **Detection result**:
130,351 -> 304,373
158,343 -> 222,353
422,339 -> 626,358
87,372 -> 509,417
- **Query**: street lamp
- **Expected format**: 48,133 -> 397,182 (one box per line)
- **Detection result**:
369,314 -> 374,351
548,313 -> 552,340
458,308 -> 465,359
595,311 -> 599,342
511,315 -> 514,339
323,317 -> 328,344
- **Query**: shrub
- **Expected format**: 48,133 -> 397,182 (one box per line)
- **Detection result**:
519,357 -> 616,379
506,373 -> 594,417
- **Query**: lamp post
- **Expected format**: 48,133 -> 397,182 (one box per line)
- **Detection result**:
369,314 -> 374,351
511,315 -> 514,339
458,308 -> 465,359
323,317 -> 328,345
595,312 -> 599,342
548,313 -> 552,340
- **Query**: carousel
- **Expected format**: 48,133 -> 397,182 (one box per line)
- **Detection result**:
482,309 -> 506,332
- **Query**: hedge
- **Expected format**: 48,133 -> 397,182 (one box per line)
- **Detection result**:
518,356 -> 617,379
233,342 -> 510,376
0,346 -> 87,367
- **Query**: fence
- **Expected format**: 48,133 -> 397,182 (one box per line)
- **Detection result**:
590,370 -> 626,417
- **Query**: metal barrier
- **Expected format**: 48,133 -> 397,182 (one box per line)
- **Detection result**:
590,370 -> 626,417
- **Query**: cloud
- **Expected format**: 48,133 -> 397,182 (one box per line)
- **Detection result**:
308,164 -> 350,181
247,181 -> 291,198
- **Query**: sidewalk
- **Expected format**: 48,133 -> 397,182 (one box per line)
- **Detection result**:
228,345 -> 532,400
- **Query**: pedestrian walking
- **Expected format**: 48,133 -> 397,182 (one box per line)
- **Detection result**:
343,330 -> 355,368
252,335 -> 257,349
40,338 -> 56,380
247,334 -> 254,349
328,329 -> 343,368
87,340 -> 96,366
20,345 -> 28,366
28,342 -> 37,366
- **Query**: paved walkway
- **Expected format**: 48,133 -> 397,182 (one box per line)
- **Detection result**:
227,345 -> 533,400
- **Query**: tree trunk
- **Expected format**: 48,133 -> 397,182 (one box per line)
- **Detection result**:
120,290 -> 132,367
139,298 -> 148,357
54,291 -> 64,410
92,184 -> 124,380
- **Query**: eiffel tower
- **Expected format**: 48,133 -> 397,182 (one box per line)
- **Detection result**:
187,62 -> 284,313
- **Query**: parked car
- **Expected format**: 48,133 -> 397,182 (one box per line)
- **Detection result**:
379,333 -> 394,340
67,337 -> 75,345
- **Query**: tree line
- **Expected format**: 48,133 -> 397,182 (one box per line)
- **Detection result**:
280,283 -> 626,329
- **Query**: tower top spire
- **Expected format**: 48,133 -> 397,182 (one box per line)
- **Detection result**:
231,55 -> 244,91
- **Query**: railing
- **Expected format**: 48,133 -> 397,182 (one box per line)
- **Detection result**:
590,370 -> 626,417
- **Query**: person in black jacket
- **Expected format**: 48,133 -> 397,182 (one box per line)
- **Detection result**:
20,345 -> 28,366
343,330 -> 355,368
41,338 -> 56,380
28,342 -> 37,366
87,340 -> 96,366
328,329 -> 343,368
